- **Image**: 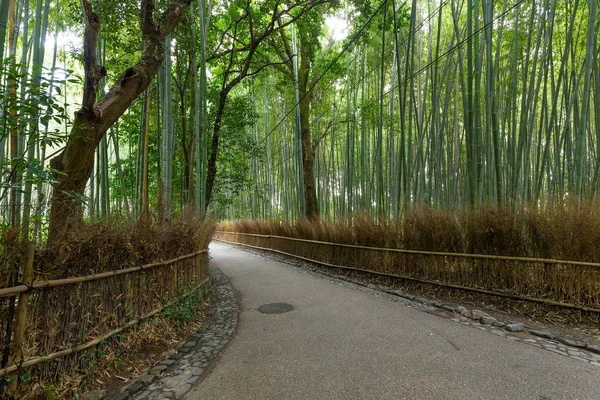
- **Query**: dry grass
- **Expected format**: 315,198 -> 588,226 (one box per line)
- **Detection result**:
217,201 -> 600,310
0,226 -> 22,288
34,209 -> 215,280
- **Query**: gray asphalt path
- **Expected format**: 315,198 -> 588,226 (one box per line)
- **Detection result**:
186,242 -> 600,400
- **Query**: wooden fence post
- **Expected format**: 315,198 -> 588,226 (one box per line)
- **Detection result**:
197,253 -> 202,283
8,243 -> 35,393
173,260 -> 178,294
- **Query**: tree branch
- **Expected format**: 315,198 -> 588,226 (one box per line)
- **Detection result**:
312,119 -> 333,151
81,0 -> 106,115
92,0 -> 194,134
246,60 -> 292,78
141,0 -> 158,37
159,0 -> 192,38
267,36 -> 292,73
247,0 -> 254,43
207,0 -> 328,63
276,16 -> 295,64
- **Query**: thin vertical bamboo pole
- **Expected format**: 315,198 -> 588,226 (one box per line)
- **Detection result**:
7,243 -> 34,394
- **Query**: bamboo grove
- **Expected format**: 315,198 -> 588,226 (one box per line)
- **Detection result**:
0,0 -> 598,237
226,0 -> 600,220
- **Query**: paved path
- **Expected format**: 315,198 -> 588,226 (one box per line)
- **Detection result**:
186,243 -> 600,400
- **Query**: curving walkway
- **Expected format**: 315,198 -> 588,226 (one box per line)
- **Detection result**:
186,242 -> 600,400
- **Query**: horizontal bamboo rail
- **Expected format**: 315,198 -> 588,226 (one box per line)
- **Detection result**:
0,276 -> 210,376
0,250 -> 208,298
215,237 -> 600,314
216,231 -> 600,268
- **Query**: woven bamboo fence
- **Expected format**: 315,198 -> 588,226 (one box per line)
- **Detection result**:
0,246 -> 210,392
215,231 -> 600,313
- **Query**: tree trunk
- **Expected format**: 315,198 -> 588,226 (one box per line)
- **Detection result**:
297,27 -> 319,220
202,1 -> 326,211
49,120 -> 101,238
205,90 -> 227,208
299,96 -> 318,220
142,88 -> 151,216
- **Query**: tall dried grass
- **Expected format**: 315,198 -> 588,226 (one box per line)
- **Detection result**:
217,201 -> 600,310
0,227 -> 22,289
35,210 -> 215,280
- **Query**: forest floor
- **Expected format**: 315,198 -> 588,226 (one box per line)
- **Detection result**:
186,242 -> 600,399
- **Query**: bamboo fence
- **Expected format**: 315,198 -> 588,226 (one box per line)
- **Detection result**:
0,247 -> 210,391
215,231 -> 600,312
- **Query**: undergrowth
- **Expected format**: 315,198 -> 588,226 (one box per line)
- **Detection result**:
163,284 -> 212,327
22,282 -> 213,400
1,210 -> 215,287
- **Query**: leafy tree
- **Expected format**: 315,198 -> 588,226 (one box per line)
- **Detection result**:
47,0 -> 195,241
202,0 -> 330,211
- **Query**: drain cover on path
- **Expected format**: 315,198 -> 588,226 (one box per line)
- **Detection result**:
257,303 -> 294,314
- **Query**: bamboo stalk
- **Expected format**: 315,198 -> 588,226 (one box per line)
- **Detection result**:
7,243 -> 34,392
0,250 -> 208,298
142,88 -> 151,216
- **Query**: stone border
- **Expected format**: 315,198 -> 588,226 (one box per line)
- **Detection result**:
105,267 -> 238,400
221,241 -> 600,368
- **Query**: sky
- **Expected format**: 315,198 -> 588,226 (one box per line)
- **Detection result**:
326,15 -> 350,42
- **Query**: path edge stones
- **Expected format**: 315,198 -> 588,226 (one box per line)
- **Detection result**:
107,267 -> 239,400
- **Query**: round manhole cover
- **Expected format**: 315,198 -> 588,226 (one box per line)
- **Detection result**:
257,303 -> 294,314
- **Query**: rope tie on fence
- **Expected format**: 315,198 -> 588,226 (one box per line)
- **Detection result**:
16,283 -> 33,291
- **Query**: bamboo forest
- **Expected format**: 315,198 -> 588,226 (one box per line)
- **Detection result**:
0,0 -> 597,230
0,0 -> 600,397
